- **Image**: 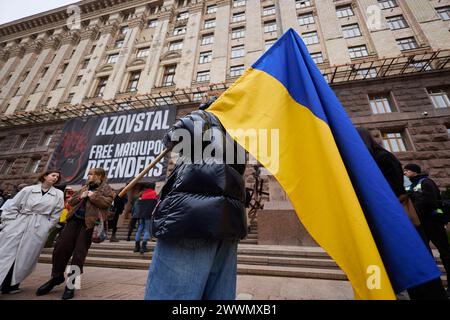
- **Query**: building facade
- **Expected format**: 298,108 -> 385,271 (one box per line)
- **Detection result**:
0,0 -> 450,196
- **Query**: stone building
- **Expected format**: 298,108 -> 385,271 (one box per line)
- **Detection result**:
0,0 -> 449,244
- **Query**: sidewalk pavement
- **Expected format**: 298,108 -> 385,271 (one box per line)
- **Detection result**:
0,263 -> 354,300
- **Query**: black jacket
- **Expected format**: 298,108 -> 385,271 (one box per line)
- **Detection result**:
132,189 -> 158,219
372,148 -> 406,197
152,110 -> 248,240
407,174 -> 441,217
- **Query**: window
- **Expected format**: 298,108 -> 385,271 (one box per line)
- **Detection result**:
437,7 -> 450,21
342,24 -> 361,38
265,39 -> 276,51
193,93 -> 203,102
126,71 -> 141,92
296,0 -> 312,9
311,52 -> 324,64
53,79 -> 60,90
13,134 -> 28,150
114,39 -> 124,48
41,67 -> 49,77
232,27 -> 245,39
231,45 -> 245,59
38,132 -> 53,146
196,71 -> 210,82
120,26 -> 129,35
233,0 -> 246,8
382,132 -> 407,152
32,83 -> 40,93
298,13 -> 314,26
387,15 -> 408,30
173,26 -> 186,35
263,6 -> 276,16
428,87 -> 450,109
0,160 -> 13,175
232,12 -> 246,23
230,65 -> 245,77
25,158 -> 41,174
66,93 -> 74,103
43,97 -> 52,106
207,5 -> 217,14
177,12 -> 189,21
82,59 -> 89,69
61,63 -> 68,74
199,51 -> 212,64
264,21 -> 277,33
20,100 -> 30,111
357,68 -> 378,79
302,31 -> 319,45
348,45 -> 369,59
74,75 -> 82,86
107,53 -> 119,64
94,77 -> 108,97
204,19 -> 216,29
162,65 -> 176,87
201,34 -> 214,45
369,94 -> 395,114
410,60 -> 431,71
378,0 -> 397,10
137,47 -> 150,58
397,37 -> 419,51
89,45 -> 97,54
21,71 -> 29,82
336,5 -> 354,18
148,19 -> 158,28
169,41 -> 183,51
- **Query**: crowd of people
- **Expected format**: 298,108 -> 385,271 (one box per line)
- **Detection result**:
0,92 -> 448,300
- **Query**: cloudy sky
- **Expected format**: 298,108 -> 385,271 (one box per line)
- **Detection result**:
0,0 -> 78,25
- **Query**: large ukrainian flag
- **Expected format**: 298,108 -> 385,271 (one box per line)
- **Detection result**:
208,29 -> 441,299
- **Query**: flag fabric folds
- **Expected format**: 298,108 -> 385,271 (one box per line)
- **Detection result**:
208,28 -> 441,299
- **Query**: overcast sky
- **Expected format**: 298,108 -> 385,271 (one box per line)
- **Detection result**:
0,0 -> 78,25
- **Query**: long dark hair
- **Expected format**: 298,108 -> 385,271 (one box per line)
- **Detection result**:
356,127 -> 385,155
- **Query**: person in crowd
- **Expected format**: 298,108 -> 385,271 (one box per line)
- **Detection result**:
132,182 -> 158,254
0,170 -> 64,294
45,186 -> 75,248
404,163 -> 450,298
108,189 -> 127,243
126,185 -> 144,241
144,91 -> 248,300
35,168 -> 114,300
0,183 -> 28,216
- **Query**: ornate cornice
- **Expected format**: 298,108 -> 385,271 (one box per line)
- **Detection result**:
128,14 -> 146,29
100,20 -> 120,35
25,39 -> 44,54
60,30 -> 80,46
0,48 -> 10,61
42,35 -> 61,50
80,25 -> 99,40
9,44 -> 25,58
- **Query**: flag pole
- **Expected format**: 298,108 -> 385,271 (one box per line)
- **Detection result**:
118,148 -> 170,198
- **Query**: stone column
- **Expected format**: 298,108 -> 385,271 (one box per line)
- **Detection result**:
244,0 -> 263,67
0,44 -> 24,112
103,12 -> 146,100
0,48 -> 12,83
277,0 -> 298,34
210,0 -> 231,84
173,3 -> 202,88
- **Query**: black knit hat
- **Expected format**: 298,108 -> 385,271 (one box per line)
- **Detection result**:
404,163 -> 421,174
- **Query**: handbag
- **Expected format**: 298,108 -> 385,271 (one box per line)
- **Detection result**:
92,218 -> 108,243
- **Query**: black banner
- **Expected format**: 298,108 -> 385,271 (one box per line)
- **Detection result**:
49,106 -> 177,185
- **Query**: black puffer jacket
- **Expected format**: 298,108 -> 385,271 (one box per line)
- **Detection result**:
152,109 -> 248,240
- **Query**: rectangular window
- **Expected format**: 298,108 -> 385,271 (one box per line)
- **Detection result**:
61,63 -> 68,74
207,5 -> 217,14
233,0 -> 246,8
114,39 -> 124,48
53,79 -> 60,90
173,26 -> 186,35
397,37 -> 419,51
196,71 -> 210,82
427,87 -> 450,109
382,132 -> 407,152
162,65 -> 176,87
177,12 -> 189,21
74,75 -> 82,87
230,65 -> 245,77
32,83 -> 40,93
126,71 -> 141,92
387,15 -> 408,30
263,5 -> 276,16
137,47 -> 150,58
357,68 -> 378,79
25,158 -> 41,174
13,134 -> 28,150
0,160 -> 13,175
232,27 -> 245,39
232,12 -> 246,23
302,31 -> 319,45
148,19 -> 158,28
369,94 -> 395,114
204,19 -> 216,29
201,34 -> 214,45
342,24 -> 361,38
311,52 -> 324,64
82,59 -> 89,69
43,97 -> 52,106
348,45 -> 369,59
336,5 -> 354,18
296,0 -> 312,9
264,20 -> 277,33
231,45 -> 245,59
169,41 -> 183,51
298,13 -> 314,26
193,93 -> 203,102
38,132 -> 53,147
265,39 -> 277,51
199,51 -> 212,64
437,6 -> 450,21
94,77 -> 108,97
65,93 -> 75,103
107,54 -> 119,64
120,26 -> 129,34
90,45 -> 97,54
378,0 -> 397,10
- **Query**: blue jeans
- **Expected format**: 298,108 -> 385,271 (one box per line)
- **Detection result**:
144,238 -> 238,300
135,219 -> 151,242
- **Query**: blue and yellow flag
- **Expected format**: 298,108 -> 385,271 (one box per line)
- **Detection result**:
208,28 -> 441,299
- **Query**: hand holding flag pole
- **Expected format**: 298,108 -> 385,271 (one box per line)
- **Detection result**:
118,148 -> 170,198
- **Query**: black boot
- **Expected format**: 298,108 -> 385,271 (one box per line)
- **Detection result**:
61,286 -> 75,300
110,231 -> 119,242
36,275 -> 65,296
134,241 -> 141,252
140,241 -> 148,253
